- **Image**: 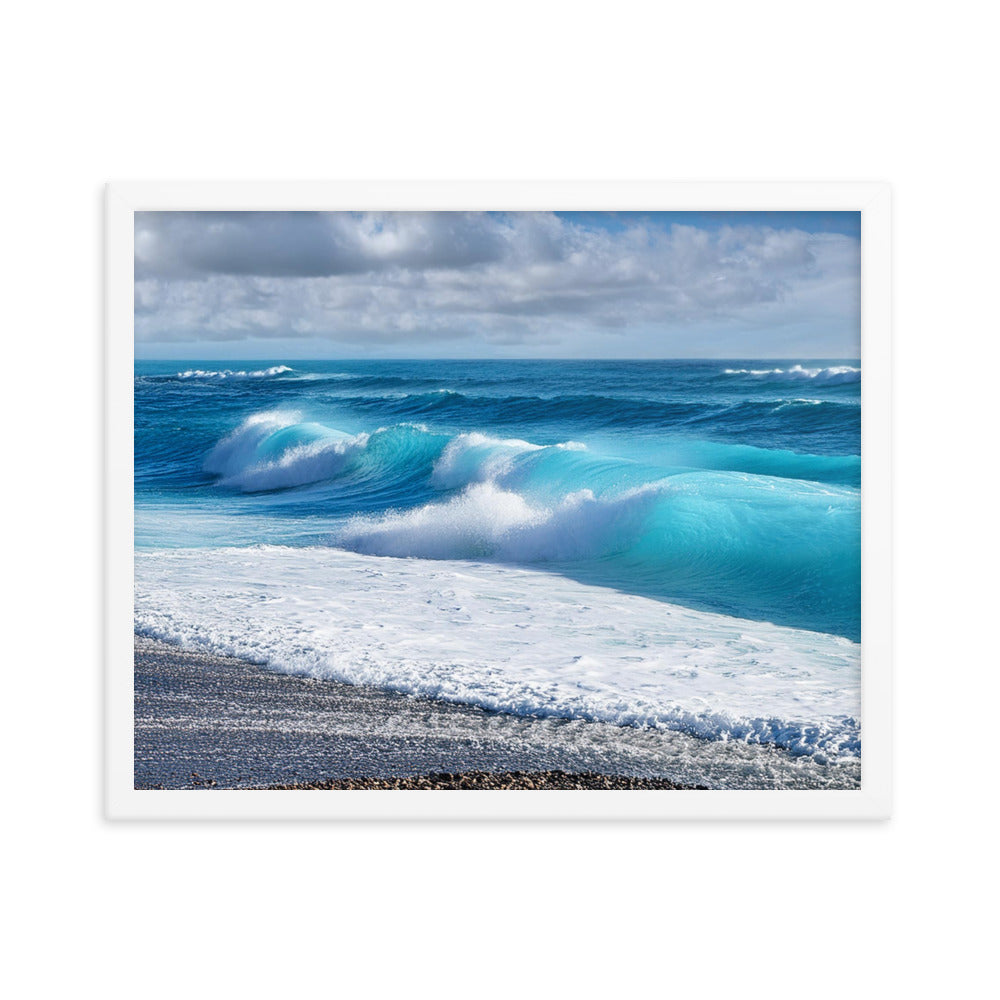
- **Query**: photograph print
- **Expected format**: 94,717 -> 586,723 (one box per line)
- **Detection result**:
128,202 -> 869,802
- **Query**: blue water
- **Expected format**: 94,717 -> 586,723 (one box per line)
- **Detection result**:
135,359 -> 861,641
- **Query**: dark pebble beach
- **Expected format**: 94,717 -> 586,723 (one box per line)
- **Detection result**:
270,770 -> 701,790
134,634 -> 861,790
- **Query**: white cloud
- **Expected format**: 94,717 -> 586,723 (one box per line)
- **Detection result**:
134,212 -> 860,357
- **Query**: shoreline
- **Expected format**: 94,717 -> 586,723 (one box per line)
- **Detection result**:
135,546 -> 861,759
134,633 -> 860,790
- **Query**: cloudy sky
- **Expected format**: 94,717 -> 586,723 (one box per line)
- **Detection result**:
134,211 -> 860,359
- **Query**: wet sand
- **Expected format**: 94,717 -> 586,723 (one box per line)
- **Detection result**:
134,634 -> 861,790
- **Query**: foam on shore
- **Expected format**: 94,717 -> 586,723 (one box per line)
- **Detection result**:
135,546 -> 861,762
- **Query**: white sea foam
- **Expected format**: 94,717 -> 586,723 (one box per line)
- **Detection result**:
338,480 -> 662,561
431,432 -> 585,490
724,365 -> 860,384
134,546 -> 861,759
177,365 -> 293,379
772,398 -> 824,410
225,435 -> 371,492
202,411 -> 369,491
202,411 -> 288,474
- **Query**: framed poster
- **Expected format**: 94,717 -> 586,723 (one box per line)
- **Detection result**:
106,181 -> 891,819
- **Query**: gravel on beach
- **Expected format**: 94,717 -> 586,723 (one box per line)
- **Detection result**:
134,634 -> 861,790
269,770 -> 703,790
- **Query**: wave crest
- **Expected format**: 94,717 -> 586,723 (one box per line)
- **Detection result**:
338,480 -> 664,561
724,364 -> 860,384
177,365 -> 293,380
431,432 -> 586,490
203,411 -> 369,490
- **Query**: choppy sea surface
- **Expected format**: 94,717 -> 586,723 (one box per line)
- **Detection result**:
134,359 -> 861,773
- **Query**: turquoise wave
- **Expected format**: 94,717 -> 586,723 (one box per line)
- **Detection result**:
134,358 -> 861,639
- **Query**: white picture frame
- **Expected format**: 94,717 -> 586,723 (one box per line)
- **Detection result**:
106,181 -> 891,820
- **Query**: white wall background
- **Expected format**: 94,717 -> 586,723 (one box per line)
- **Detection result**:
4,2 -> 995,996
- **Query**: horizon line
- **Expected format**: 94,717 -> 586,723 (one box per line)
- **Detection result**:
133,355 -> 862,363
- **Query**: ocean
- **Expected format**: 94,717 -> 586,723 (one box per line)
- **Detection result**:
134,359 -> 862,768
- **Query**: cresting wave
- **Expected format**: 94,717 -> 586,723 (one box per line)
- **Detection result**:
203,412 -> 593,494
340,481 -> 663,562
204,410 -> 859,491
196,411 -> 861,638
203,411 -> 375,490
723,364 -> 860,384
175,365 -> 293,379
135,547 -> 862,760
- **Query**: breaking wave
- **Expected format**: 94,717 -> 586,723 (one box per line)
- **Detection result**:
135,547 -> 862,761
176,365 -> 294,379
723,364 -> 860,385
194,411 -> 861,637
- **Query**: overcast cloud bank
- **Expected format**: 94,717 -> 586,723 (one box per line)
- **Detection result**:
135,211 -> 860,359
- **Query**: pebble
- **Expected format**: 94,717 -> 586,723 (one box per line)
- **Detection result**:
268,770 -> 704,790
